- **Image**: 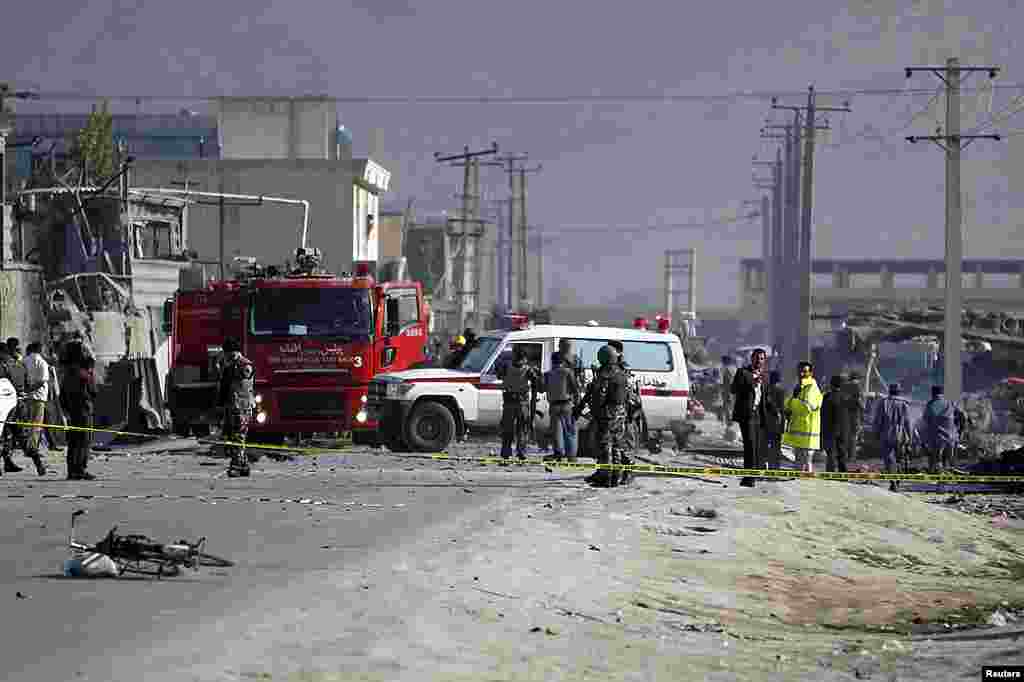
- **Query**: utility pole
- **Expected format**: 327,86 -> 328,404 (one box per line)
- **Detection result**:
495,154 -> 542,312
435,143 -> 499,333
749,164 -> 770,339
906,58 -> 1001,403
517,164 -> 542,309
760,122 -> 800,372
664,249 -> 697,325
493,154 -> 529,312
772,89 -> 850,375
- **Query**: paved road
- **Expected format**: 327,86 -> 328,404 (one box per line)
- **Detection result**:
0,442 -> 571,681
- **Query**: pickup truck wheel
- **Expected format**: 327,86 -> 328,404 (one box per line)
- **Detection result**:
405,401 -> 456,453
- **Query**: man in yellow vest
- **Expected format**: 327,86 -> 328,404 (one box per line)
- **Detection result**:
783,361 -> 823,473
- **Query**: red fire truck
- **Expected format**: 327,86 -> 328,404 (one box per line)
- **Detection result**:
164,247 -> 429,445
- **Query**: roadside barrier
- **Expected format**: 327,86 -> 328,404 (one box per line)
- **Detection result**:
5,419 -> 1024,484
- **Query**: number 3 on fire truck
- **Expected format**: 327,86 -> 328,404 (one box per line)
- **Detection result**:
353,356 -> 363,368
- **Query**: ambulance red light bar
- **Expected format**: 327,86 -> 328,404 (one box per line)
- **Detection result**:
505,313 -> 531,330
633,317 -> 649,330
655,315 -> 671,333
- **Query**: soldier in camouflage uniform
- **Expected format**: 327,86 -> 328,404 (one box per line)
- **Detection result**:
218,337 -> 256,478
606,339 -> 639,484
497,345 -> 540,464
575,345 -> 628,488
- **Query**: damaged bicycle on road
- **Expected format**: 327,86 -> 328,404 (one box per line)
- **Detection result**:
65,510 -> 234,579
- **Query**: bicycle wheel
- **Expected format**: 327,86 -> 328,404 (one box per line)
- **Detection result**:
195,552 -> 234,568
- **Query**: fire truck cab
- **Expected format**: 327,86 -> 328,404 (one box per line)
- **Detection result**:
165,248 -> 428,445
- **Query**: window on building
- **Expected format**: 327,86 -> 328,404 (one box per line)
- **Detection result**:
135,221 -> 175,259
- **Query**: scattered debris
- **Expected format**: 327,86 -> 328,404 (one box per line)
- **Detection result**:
931,494 -> 1024,519
588,544 -> 601,552
987,610 -> 1009,627
16,591 -> 29,599
529,626 -> 559,636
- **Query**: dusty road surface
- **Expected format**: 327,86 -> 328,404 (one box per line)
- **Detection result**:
0,427 -> 1023,681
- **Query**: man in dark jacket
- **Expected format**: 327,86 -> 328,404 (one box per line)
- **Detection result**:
923,385 -> 963,473
873,383 -> 913,491
497,345 -> 540,464
760,370 -> 787,469
821,375 -> 853,472
731,348 -> 768,488
60,353 -> 98,480
543,351 -> 580,462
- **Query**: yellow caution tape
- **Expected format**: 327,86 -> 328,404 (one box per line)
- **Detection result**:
5,419 -> 1024,483
5,420 -> 351,454
421,455 -> 1024,483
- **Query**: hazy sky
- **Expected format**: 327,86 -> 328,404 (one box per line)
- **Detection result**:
5,0 -> 1024,307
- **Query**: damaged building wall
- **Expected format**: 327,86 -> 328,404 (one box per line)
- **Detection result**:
130,159 -> 385,275
0,264 -> 48,347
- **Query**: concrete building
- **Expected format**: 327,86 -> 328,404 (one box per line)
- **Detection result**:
130,157 -> 389,277
378,204 -> 407,263
129,97 -> 388,277
214,97 -> 342,161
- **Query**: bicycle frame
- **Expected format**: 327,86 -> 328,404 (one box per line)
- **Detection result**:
68,510 -> 219,578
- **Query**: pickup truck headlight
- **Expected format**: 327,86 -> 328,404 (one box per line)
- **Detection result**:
384,382 -> 414,398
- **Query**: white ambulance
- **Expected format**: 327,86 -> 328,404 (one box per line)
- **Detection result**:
367,324 -> 690,453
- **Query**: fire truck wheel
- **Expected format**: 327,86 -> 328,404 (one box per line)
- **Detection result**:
405,401 -> 456,453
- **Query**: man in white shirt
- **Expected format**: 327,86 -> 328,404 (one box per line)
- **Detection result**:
22,342 -> 49,475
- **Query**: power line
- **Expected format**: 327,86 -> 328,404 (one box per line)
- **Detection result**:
965,93 -> 1024,134
540,213 -> 759,236
19,84 -> 1024,105
821,85 -> 943,150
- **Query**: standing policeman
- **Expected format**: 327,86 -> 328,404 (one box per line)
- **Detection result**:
218,337 -> 256,478
606,339 -> 639,483
574,345 -> 629,488
497,345 -> 540,464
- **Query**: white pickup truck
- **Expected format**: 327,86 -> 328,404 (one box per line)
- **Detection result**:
367,324 -> 691,452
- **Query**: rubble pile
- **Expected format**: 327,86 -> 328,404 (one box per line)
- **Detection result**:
932,494 -> 1024,520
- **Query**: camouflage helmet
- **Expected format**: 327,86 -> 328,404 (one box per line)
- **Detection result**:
597,344 -> 619,367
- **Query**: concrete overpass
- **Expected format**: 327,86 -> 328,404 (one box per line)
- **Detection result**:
739,258 -> 1024,319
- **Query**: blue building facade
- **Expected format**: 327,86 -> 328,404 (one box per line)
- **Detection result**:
10,112 -> 221,182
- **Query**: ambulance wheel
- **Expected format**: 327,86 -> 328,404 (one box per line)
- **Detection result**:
405,401 -> 456,453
